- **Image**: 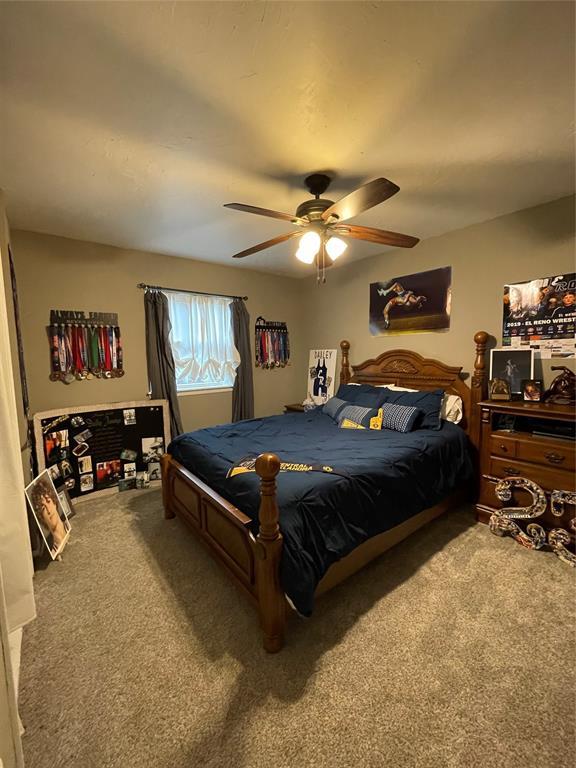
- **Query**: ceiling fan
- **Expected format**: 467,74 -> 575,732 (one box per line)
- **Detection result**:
224,173 -> 419,282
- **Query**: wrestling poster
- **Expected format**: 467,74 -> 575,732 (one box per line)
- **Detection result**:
503,273 -> 575,358
307,349 -> 337,405
369,267 -> 451,336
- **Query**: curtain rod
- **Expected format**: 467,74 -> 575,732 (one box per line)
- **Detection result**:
137,283 -> 248,301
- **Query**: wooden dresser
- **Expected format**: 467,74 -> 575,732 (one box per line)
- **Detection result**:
476,400 -> 575,533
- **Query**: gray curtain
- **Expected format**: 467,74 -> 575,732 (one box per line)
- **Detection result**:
231,298 -> 254,422
144,290 -> 183,439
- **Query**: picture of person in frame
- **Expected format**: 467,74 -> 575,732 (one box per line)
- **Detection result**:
44,429 -> 69,463
25,471 -> 71,559
522,379 -> 543,402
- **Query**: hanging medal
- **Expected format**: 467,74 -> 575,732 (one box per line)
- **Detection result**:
58,325 -> 67,380
78,325 -> 88,379
72,325 -> 82,379
110,324 -> 117,376
114,327 -> 124,376
96,326 -> 106,377
102,326 -> 112,377
63,325 -> 75,384
90,326 -> 101,377
49,325 -> 60,381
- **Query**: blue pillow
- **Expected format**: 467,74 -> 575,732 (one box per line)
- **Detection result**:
337,403 -> 378,428
379,388 -> 444,430
380,403 -> 421,433
336,383 -> 388,409
323,396 -> 348,421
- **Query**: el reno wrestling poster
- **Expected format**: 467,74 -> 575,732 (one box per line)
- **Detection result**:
503,273 -> 575,358
369,267 -> 451,336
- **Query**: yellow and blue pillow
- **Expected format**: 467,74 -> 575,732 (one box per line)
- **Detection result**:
323,398 -> 421,433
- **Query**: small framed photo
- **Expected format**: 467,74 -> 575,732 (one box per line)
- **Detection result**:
522,379 -> 543,402
57,486 -> 76,520
489,378 -> 511,401
489,349 -> 534,395
25,470 -> 71,559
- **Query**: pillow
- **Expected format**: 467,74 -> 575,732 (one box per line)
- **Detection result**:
323,396 -> 348,421
337,403 -> 421,433
380,403 -> 421,433
441,394 -> 463,424
337,403 -> 378,429
385,385 -> 463,424
378,388 -> 444,430
336,383 -> 389,409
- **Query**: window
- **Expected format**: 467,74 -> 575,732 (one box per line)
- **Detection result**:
165,292 -> 240,392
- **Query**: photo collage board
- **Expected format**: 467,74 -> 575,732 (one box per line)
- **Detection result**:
33,400 -> 170,500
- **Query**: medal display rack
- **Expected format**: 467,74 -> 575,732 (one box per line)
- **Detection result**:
255,317 -> 290,368
48,310 -> 124,383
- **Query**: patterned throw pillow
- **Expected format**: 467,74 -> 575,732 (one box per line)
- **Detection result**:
380,403 -> 421,433
322,397 -> 348,421
379,388 -> 444,430
337,404 -> 377,428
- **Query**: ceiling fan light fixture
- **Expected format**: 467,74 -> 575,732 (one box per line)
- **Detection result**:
295,247 -> 315,265
325,236 -> 347,261
296,231 -> 321,264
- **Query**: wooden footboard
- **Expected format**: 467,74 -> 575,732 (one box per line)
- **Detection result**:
161,452 -> 286,652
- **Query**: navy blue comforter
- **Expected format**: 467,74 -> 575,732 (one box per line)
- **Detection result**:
168,410 -> 472,615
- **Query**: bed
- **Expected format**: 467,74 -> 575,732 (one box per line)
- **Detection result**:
161,332 -> 489,651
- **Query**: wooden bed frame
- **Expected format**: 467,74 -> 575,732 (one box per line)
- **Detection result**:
161,332 -> 489,652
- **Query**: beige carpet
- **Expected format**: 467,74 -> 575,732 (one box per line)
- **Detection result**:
20,489 -> 575,768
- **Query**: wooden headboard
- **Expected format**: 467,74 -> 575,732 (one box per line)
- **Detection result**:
338,332 -> 489,447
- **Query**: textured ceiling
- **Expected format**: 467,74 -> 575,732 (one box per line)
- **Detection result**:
0,1 -> 574,276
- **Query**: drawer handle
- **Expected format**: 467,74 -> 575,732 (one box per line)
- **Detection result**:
503,466 -> 522,476
499,444 -> 509,452
544,452 -> 565,465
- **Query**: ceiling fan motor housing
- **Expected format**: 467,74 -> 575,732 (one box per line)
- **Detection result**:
295,198 -> 335,221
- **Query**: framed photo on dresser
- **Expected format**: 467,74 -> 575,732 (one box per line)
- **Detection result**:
522,379 -> 543,402
489,349 -> 534,395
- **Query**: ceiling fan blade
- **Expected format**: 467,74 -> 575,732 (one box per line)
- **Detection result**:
232,231 -> 302,259
322,178 -> 400,223
334,224 -> 419,248
224,203 -> 307,226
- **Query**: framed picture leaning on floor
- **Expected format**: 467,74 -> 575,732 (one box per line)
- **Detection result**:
25,470 -> 71,559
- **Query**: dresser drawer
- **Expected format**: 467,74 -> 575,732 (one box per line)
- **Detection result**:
489,456 -> 575,492
489,434 -> 517,458
515,439 -> 575,472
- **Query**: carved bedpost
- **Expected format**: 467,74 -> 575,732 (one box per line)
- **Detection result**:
255,453 -> 285,653
469,331 -> 489,451
161,454 -> 175,519
340,339 -> 351,385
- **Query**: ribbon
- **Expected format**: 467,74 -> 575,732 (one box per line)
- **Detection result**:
227,455 -> 349,479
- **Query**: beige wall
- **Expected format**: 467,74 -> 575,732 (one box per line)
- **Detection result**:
301,196 -> 575,388
9,195 -> 576,430
10,230 -> 307,432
